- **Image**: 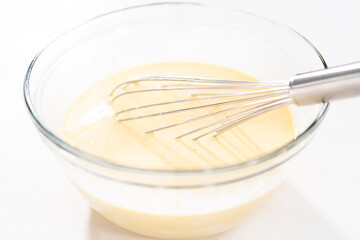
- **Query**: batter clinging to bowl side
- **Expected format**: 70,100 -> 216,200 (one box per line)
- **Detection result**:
62,62 -> 295,170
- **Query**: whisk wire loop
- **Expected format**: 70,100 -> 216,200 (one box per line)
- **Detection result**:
110,76 -> 291,139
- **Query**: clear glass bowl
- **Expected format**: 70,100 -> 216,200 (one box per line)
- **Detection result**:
24,2 -> 328,239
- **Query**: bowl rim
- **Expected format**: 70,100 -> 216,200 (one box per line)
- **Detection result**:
23,1 -> 329,176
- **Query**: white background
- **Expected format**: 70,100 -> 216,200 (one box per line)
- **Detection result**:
1,0 -> 360,239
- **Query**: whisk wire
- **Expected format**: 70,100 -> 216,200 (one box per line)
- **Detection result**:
115,87 -> 289,115
144,95 -> 289,134
185,98 -> 291,140
111,76 -> 291,139
110,76 -> 288,96
115,92 -> 288,122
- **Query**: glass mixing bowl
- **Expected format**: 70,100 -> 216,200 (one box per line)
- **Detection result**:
24,1 -> 328,239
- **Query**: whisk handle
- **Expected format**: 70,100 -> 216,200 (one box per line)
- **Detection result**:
289,62 -> 360,105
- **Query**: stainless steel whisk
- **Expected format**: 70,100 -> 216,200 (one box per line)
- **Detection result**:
110,62 -> 360,140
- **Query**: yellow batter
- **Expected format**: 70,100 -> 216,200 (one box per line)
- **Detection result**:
62,62 -> 295,238
63,62 -> 295,170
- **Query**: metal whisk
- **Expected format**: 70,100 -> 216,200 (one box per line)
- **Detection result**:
110,62 -> 360,140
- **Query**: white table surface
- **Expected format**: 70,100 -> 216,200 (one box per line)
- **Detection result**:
1,0 -> 360,239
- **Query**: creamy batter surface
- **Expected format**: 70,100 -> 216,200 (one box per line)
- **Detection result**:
63,62 -> 295,170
